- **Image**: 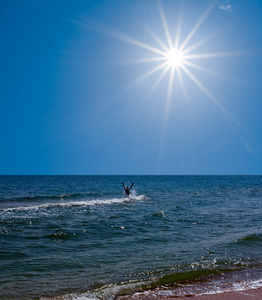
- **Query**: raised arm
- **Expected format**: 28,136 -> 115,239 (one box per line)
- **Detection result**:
122,182 -> 125,188
130,183 -> 134,190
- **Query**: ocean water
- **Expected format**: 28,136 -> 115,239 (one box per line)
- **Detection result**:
1,175 -> 262,299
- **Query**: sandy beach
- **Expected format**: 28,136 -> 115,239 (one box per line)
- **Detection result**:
117,288 -> 262,299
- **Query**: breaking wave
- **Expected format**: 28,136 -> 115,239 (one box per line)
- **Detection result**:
0,192 -> 102,202
0,195 -> 148,213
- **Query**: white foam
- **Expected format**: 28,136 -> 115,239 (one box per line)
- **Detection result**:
195,278 -> 262,296
39,276 -> 262,300
126,277 -> 262,299
42,280 -> 152,300
0,195 -> 148,212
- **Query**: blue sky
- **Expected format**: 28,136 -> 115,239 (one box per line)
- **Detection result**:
1,0 -> 262,175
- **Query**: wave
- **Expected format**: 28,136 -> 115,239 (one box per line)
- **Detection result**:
126,277 -> 262,299
235,233 -> 262,245
0,195 -> 148,212
40,280 -> 151,300
0,192 -> 101,202
41,268 -> 262,300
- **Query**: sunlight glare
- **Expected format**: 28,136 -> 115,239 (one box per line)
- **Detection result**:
93,2 -> 245,119
165,49 -> 185,69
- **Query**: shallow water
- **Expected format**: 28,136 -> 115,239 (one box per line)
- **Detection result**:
1,175 -> 262,299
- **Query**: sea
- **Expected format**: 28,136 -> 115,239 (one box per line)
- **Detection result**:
1,175 -> 262,299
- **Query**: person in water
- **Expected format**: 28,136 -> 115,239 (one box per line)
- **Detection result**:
122,182 -> 134,197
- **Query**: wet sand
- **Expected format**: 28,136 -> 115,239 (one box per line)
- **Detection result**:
117,288 -> 262,299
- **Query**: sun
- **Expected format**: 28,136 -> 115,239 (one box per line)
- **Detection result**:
81,2 -> 250,154
94,1 -> 241,121
165,48 -> 185,69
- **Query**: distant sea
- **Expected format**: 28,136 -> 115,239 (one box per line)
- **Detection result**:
1,175 -> 262,299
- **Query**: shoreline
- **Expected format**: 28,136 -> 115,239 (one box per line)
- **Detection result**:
116,287 -> 262,299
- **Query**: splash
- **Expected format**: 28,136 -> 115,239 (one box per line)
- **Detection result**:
0,195 -> 148,213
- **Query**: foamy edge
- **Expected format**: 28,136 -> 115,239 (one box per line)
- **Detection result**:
0,195 -> 148,212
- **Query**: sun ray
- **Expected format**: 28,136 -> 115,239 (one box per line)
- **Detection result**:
174,19 -> 182,51
179,2 -> 215,52
146,65 -> 170,99
167,67 -> 176,105
81,2 -> 254,148
184,50 -> 247,60
142,24 -> 170,53
183,60 -> 221,77
177,67 -> 188,101
111,32 -> 167,56
160,67 -> 175,148
84,21 -> 168,57
180,64 -> 252,138
159,67 -> 178,160
182,33 -> 215,55
158,2 -> 174,50
125,61 -> 168,91
123,56 -> 166,65
181,64 -> 223,106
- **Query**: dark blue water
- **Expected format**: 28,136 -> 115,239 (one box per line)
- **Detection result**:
1,176 -> 262,299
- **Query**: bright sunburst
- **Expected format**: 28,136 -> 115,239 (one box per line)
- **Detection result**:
106,2 -> 222,104
110,2 -> 249,139
83,2 -> 248,138
165,49 -> 185,69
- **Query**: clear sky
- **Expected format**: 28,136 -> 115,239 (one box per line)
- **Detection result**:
1,0 -> 262,175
